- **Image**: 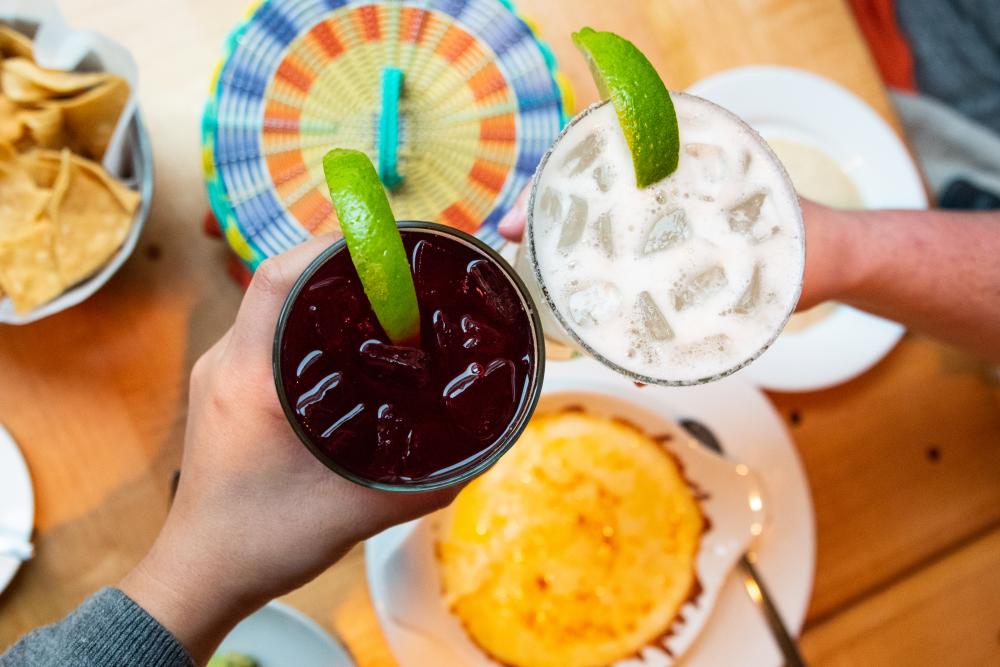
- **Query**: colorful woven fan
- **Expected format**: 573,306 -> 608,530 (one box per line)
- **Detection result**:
203,0 -> 570,268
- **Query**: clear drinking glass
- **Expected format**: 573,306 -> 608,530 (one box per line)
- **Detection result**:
516,95 -> 805,386
275,221 -> 546,491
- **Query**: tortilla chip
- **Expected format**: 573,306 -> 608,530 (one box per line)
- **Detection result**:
0,26 -> 34,60
0,30 -> 129,159
17,102 -> 64,148
17,147 -> 58,185
0,148 -> 48,240
77,156 -> 140,213
1,66 -> 49,103
1,57 -> 109,103
20,149 -> 138,286
0,139 -> 15,162
0,220 -> 64,313
41,148 -> 72,221
58,76 -> 129,159
4,57 -> 109,93
0,97 -> 64,150
0,94 -> 23,143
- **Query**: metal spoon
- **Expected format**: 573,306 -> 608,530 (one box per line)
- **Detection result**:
680,418 -> 807,667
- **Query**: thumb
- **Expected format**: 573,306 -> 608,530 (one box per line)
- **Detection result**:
498,186 -> 529,242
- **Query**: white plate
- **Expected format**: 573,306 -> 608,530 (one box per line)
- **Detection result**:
688,66 -> 927,392
216,600 -> 354,667
367,357 -> 815,667
0,423 -> 35,595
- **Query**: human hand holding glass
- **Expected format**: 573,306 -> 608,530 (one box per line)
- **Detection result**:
119,235 -> 460,664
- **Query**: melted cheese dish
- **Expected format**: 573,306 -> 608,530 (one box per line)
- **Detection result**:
437,410 -> 704,667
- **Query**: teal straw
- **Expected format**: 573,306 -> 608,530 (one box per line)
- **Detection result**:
378,66 -> 404,190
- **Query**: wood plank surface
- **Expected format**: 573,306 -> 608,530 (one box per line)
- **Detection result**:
801,527 -> 1000,666
1,1 -> 998,665
522,0 -> 901,133
771,336 -> 1000,623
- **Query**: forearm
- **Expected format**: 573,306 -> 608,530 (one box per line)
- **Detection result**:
818,206 -> 1000,361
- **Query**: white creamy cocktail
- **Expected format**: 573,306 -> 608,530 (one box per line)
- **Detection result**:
520,94 -> 804,385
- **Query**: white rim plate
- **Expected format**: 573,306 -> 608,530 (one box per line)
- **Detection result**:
216,600 -> 354,666
367,357 -> 816,666
0,423 -> 35,596
688,66 -> 927,392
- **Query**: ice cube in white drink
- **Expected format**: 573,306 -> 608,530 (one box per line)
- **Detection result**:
525,94 -> 804,384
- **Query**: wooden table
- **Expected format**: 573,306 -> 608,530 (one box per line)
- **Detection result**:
1,1 -> 998,665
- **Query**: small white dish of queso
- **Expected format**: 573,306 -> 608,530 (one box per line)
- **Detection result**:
366,369 -> 766,666
0,12 -> 152,325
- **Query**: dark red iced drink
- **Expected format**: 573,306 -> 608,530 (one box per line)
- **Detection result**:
274,222 -> 543,490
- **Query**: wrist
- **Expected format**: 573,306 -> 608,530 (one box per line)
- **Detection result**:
119,522 -> 261,664
800,200 -> 867,308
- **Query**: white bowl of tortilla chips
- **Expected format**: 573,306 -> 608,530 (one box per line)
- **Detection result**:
0,4 -> 152,325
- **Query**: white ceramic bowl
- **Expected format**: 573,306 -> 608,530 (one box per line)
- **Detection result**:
0,6 -> 153,325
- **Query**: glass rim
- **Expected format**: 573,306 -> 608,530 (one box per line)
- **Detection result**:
272,220 -> 546,492
525,96 -> 805,387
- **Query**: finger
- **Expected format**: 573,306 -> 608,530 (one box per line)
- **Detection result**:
231,234 -> 338,355
498,186 -> 529,242
354,484 -> 464,541
405,484 -> 464,515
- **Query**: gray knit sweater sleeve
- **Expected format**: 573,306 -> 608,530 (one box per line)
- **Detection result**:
0,587 -> 194,667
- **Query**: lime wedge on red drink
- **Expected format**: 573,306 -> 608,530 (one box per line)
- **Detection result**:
571,27 -> 679,188
322,149 -> 420,345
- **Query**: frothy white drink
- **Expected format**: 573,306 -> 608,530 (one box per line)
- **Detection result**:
526,94 -> 804,384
